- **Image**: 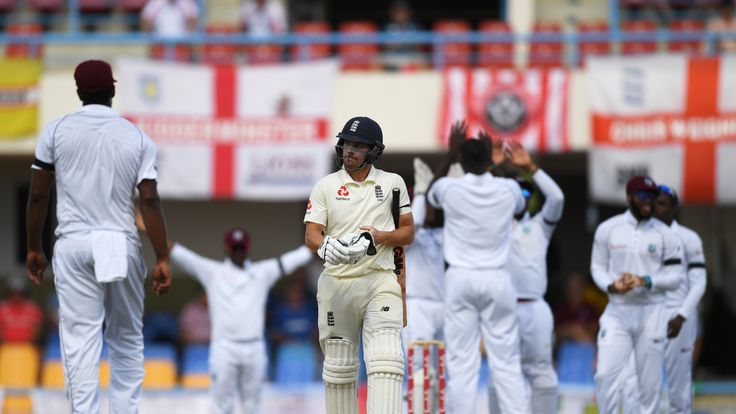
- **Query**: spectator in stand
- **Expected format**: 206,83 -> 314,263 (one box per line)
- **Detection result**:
141,0 -> 199,38
239,0 -> 288,36
708,0 -> 736,52
180,287 -> 211,345
0,277 -> 42,342
383,0 -> 425,70
268,268 -> 318,350
554,272 -> 601,346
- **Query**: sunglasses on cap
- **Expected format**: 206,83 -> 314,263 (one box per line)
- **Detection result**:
658,184 -> 679,206
635,190 -> 658,201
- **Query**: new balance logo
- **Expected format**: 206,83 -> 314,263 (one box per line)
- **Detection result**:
327,311 -> 335,326
350,120 -> 360,132
381,306 -> 390,312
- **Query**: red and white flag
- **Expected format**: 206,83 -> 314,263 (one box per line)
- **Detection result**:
439,67 -> 569,152
588,55 -> 736,204
117,58 -> 338,200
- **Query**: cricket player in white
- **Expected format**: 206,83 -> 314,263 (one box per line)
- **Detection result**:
428,123 -> 531,414
26,60 -> 172,414
621,184 -> 707,414
591,175 -> 683,414
487,141 -> 564,414
403,158 -> 446,412
168,229 -> 312,414
305,116 -> 414,414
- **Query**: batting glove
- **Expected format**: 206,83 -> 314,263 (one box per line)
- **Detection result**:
339,232 -> 376,265
318,235 -> 351,265
413,158 -> 434,195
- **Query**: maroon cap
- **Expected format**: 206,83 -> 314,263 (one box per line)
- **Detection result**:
74,59 -> 116,92
626,175 -> 658,194
224,228 -> 251,251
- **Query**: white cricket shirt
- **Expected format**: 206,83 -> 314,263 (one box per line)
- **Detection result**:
428,172 -> 525,269
506,169 -> 565,299
33,105 -> 158,242
304,166 -> 411,277
405,194 -> 444,302
665,220 -> 706,318
170,244 -> 313,342
591,211 -> 683,305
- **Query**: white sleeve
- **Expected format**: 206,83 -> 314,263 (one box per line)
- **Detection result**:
506,179 -> 526,215
678,232 -> 707,318
397,175 -> 412,216
32,121 -> 58,171
170,243 -> 218,285
533,169 -> 564,229
591,222 -> 615,293
412,193 -> 427,228
256,245 -> 314,287
427,177 -> 450,209
137,132 -> 158,185
651,226 -> 684,291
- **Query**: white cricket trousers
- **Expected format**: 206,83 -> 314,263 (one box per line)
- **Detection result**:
53,236 -> 146,414
209,339 -> 267,414
444,267 -> 531,414
595,302 -> 666,414
665,308 -> 697,414
489,299 -> 558,414
402,298 -> 444,371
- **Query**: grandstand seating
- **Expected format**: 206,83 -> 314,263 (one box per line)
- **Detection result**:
274,342 -> 318,384
0,0 -> 16,12
529,21 -> 565,68
556,341 -> 596,385
4,23 -> 44,58
26,0 -> 64,12
202,23 -> 238,64
117,0 -> 147,13
142,343 -> 177,389
79,0 -> 111,13
477,20 -> 514,68
338,21 -> 380,70
150,43 -> 193,62
244,44 -> 283,65
577,21 -> 611,66
620,20 -> 658,54
291,21 -> 332,61
432,20 -> 472,68
181,344 -> 210,389
668,19 -> 705,53
0,343 -> 39,388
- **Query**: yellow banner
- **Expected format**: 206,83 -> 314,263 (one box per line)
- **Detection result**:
0,59 -> 42,139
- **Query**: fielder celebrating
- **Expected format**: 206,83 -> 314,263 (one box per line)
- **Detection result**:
591,175 -> 683,414
166,228 -> 312,414
487,141 -> 564,414
26,60 -> 171,414
304,116 -> 414,414
428,124 -> 531,414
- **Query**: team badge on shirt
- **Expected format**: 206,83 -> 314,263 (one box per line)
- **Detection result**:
647,244 -> 657,255
374,185 -> 384,202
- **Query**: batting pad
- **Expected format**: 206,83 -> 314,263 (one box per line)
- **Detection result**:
323,338 -> 358,414
365,329 -> 404,414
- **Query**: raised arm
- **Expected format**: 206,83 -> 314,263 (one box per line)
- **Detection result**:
433,121 -> 466,180
258,245 -> 315,287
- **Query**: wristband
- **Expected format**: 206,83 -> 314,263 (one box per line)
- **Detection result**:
642,275 -> 652,289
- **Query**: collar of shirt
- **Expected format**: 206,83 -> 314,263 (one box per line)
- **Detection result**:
224,258 -> 252,271
624,209 -> 656,229
671,219 -> 680,231
461,171 -> 493,183
78,104 -> 118,116
337,165 -> 378,185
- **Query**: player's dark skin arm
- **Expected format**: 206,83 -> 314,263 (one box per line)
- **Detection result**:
305,222 -> 326,254
433,120 -> 466,181
26,169 -> 53,285
138,179 -> 173,295
360,213 -> 414,247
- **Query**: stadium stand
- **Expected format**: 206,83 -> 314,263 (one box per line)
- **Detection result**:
201,23 -> 239,64
274,341 -> 318,384
291,21 -> 332,61
142,343 -> 177,390
556,341 -> 596,385
620,19 -> 659,54
668,19 -> 706,53
576,21 -> 611,67
529,21 -> 565,68
338,20 -> 380,70
4,23 -> 44,58
181,344 -> 210,389
477,20 -> 514,68
432,19 -> 472,68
